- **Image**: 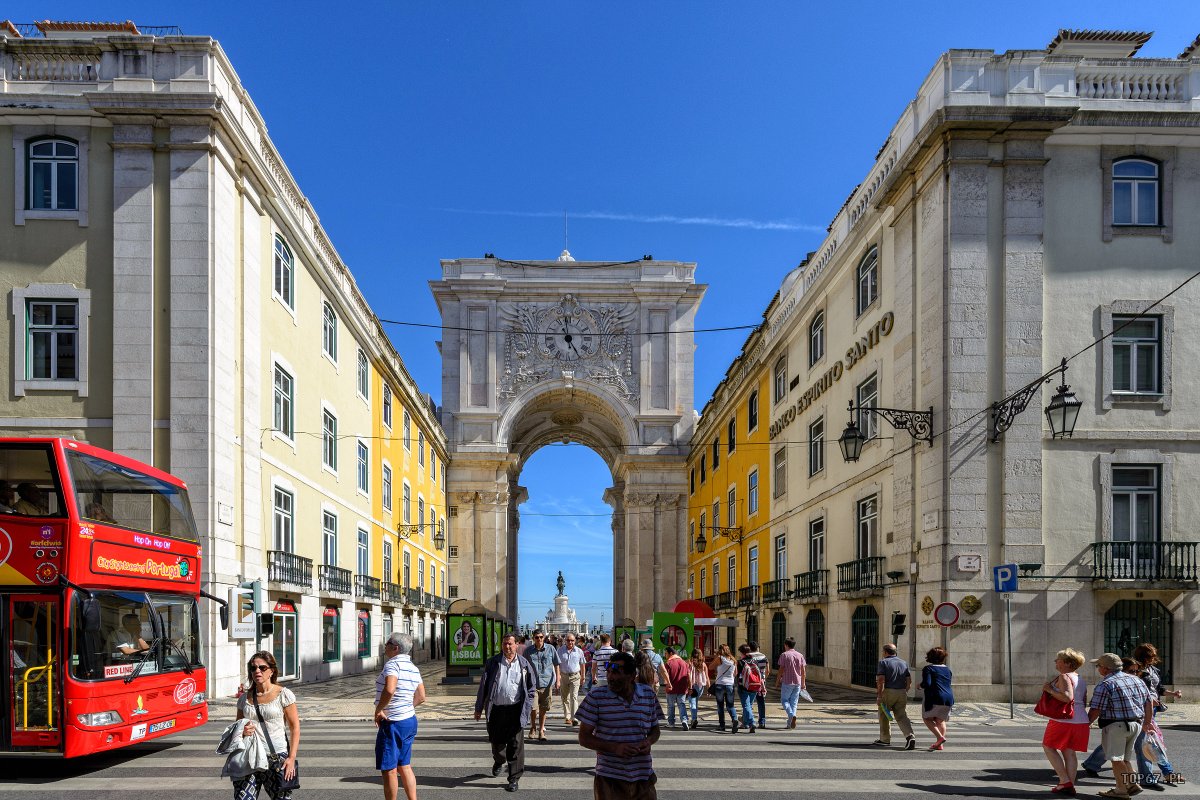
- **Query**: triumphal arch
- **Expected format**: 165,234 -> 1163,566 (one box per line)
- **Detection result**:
431,254 -> 705,626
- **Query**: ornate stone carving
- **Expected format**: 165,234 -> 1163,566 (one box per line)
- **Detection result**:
551,410 -> 583,426
498,294 -> 639,405
623,492 -> 660,508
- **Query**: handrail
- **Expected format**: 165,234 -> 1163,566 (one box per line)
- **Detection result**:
20,656 -> 56,730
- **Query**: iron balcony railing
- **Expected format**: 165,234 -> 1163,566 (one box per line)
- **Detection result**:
716,590 -> 736,610
1091,542 -> 1199,582
836,556 -> 886,594
382,581 -> 403,605
761,578 -> 791,603
433,595 -> 450,612
699,594 -> 717,610
318,565 -> 352,595
406,587 -> 421,607
354,574 -> 381,600
737,585 -> 759,606
268,550 -> 312,589
793,569 -> 829,600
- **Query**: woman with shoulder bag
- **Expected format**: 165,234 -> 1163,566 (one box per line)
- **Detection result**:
707,644 -> 739,733
1040,648 -> 1088,797
235,651 -> 300,800
1131,643 -> 1180,786
687,648 -> 709,730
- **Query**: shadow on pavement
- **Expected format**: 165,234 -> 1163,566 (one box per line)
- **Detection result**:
0,741 -> 182,782
896,785 -> 1041,797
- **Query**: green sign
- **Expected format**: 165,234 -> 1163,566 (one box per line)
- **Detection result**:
449,615 -> 485,666
614,626 -> 637,647
652,612 -> 694,658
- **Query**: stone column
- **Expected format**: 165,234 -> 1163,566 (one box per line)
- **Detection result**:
604,482 -> 625,624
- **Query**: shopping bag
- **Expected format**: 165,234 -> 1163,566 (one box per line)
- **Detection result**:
1141,729 -> 1168,763
798,688 -> 813,703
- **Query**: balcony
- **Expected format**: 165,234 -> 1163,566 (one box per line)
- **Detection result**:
432,595 -> 450,612
406,587 -> 421,607
698,594 -> 717,611
382,581 -> 403,605
318,565 -> 352,595
837,556 -> 886,595
761,578 -> 791,604
793,569 -> 829,601
1090,542 -> 1199,584
715,590 -> 736,610
354,574 -> 381,600
737,586 -> 759,607
268,550 -> 312,590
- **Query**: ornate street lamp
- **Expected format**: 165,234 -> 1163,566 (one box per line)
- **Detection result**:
838,401 -> 934,463
433,520 -> 446,551
693,523 -> 744,553
990,358 -> 1081,442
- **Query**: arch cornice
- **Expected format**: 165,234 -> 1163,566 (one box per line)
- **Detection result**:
496,378 -> 640,462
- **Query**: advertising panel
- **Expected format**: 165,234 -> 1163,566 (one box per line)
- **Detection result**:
449,614 -> 484,666
652,612 -> 694,657
90,538 -> 199,587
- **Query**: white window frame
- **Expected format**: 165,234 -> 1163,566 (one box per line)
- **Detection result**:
357,528 -> 370,576
727,417 -> 736,453
13,126 -> 90,226
24,300 -> 80,381
418,430 -> 426,468
402,549 -> 411,588
748,469 -> 759,516
418,496 -> 426,534
808,516 -> 825,571
808,416 -> 825,476
383,384 -> 393,429
322,508 -> 338,566
856,494 -> 878,559
273,361 -> 295,441
383,539 -> 393,582
712,559 -> 720,594
402,482 -> 412,524
700,568 -> 707,597
748,546 -> 759,587
1110,466 -> 1159,542
1112,158 -> 1160,227
809,310 -> 825,366
774,534 -> 787,581
403,411 -> 412,450
773,355 -> 788,404
727,487 -> 736,528
382,462 -> 393,512
272,485 -> 294,552
857,373 -> 879,442
748,390 -> 759,432
273,235 -> 295,310
1101,302 -> 1172,412
856,246 -> 879,317
322,301 -> 338,363
727,556 -> 736,594
11,284 -> 91,397
356,439 -> 369,495
773,446 -> 787,498
357,349 -> 370,401
322,405 -> 338,473
1098,451 -> 1172,547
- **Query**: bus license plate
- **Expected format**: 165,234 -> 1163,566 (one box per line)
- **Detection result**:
148,719 -> 176,734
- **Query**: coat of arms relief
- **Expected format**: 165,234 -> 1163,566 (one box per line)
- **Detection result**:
498,294 -> 639,406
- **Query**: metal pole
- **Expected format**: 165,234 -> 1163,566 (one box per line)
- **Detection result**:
1006,595 -> 1014,720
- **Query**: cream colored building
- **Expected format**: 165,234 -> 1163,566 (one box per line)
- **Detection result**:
744,30 -> 1199,697
0,22 -> 446,697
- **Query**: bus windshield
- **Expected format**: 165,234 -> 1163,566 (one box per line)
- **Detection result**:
65,450 -> 199,542
70,591 -> 202,681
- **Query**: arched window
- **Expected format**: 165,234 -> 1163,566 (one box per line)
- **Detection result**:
322,301 -> 338,360
27,138 -> 78,211
805,610 -> 825,666
809,310 -> 825,366
1112,158 -> 1159,226
273,236 -> 294,308
856,246 -> 879,317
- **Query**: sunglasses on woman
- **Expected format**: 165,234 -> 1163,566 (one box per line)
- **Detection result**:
249,664 -> 271,673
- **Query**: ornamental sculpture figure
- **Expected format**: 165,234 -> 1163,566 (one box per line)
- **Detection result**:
556,571 -> 566,597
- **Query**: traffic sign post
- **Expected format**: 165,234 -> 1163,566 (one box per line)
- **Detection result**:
993,564 -> 1019,720
933,602 -> 960,627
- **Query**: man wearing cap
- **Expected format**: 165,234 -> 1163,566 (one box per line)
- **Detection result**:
1088,652 -> 1154,798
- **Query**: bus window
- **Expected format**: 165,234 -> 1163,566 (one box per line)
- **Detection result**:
150,594 -> 202,670
70,592 -> 159,681
65,451 -> 199,542
0,444 -> 66,517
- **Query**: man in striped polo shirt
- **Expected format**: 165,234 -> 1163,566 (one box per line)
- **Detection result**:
577,651 -> 664,800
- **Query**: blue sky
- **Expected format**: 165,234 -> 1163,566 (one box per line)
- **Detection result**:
11,1 -> 1196,624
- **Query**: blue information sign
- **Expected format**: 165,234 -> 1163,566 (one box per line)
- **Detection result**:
993,564 -> 1019,593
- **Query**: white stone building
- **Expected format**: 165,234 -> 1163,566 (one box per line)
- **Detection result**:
750,29 -> 1199,697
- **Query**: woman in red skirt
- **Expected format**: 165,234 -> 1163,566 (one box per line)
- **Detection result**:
1041,648 -> 1090,797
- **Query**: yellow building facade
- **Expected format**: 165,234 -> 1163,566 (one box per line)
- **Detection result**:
687,326 -> 774,650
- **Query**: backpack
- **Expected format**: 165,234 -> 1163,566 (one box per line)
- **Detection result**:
740,658 -> 764,693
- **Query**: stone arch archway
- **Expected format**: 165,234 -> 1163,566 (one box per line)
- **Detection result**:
431,258 -> 705,625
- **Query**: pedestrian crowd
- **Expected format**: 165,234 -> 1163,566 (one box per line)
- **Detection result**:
217,631 -> 1183,800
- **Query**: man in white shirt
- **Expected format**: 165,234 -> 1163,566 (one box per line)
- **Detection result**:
374,632 -> 425,800
557,634 -> 586,726
108,613 -> 150,658
475,633 -> 536,792
591,633 -> 618,688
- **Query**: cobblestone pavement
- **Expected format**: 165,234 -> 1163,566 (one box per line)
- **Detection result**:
209,661 -> 1199,725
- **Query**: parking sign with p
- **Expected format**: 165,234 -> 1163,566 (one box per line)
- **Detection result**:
993,564 -> 1018,593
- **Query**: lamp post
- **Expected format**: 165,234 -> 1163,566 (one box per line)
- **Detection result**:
838,401 -> 934,463
990,358 -> 1081,442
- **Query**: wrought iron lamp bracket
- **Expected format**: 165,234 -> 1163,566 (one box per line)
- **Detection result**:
869,406 -> 934,446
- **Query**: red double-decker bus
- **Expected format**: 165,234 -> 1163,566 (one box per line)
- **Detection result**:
0,437 -> 218,757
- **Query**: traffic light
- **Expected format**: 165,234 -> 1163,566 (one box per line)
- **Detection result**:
238,579 -> 265,614
891,611 -> 907,638
258,613 -> 275,638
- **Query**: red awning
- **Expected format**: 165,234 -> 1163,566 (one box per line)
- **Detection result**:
672,599 -> 715,617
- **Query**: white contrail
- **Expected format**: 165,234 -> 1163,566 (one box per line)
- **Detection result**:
435,206 -> 822,233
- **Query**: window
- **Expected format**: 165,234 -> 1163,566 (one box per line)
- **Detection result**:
689,572 -> 694,598
26,300 -> 78,381
773,447 -> 787,497
357,529 -> 369,576
700,568 -> 707,597
322,410 -> 338,470
727,487 -> 736,528
383,385 -> 393,428
728,556 -> 736,594
712,560 -> 720,594
357,609 -> 370,658
1112,466 -> 1159,542
403,550 -> 411,587
357,350 -> 369,399
27,138 -> 78,211
712,438 -> 720,470
805,610 -> 825,666
273,488 -> 294,551
748,545 -> 759,586
808,417 -> 824,476
748,470 -> 759,515
442,464 -> 446,490
809,310 -> 825,366
689,469 -> 695,495
699,511 -> 707,544
727,418 -> 736,453
712,500 -> 720,530
322,301 -> 338,361
809,517 -> 825,570
774,534 -> 787,580
689,520 -> 695,553
70,592 -> 202,681
322,511 -> 338,566
748,391 -> 759,431
403,411 -> 412,450
856,246 -> 879,316
1112,158 -> 1159,226
700,454 -> 706,484
383,540 -> 393,582
322,606 -> 340,662
357,441 -> 369,493
856,495 -> 878,559
273,365 -> 294,439
1113,316 -> 1160,394
774,356 -> 788,403
418,431 -> 425,467
403,483 -> 411,523
273,236 -> 294,308
418,556 -> 426,590
382,464 -> 393,511
65,449 -> 196,540
857,374 -> 879,441
431,449 -> 436,480
418,497 -> 425,533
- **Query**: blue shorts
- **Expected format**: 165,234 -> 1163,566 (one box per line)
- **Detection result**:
376,716 -> 418,770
